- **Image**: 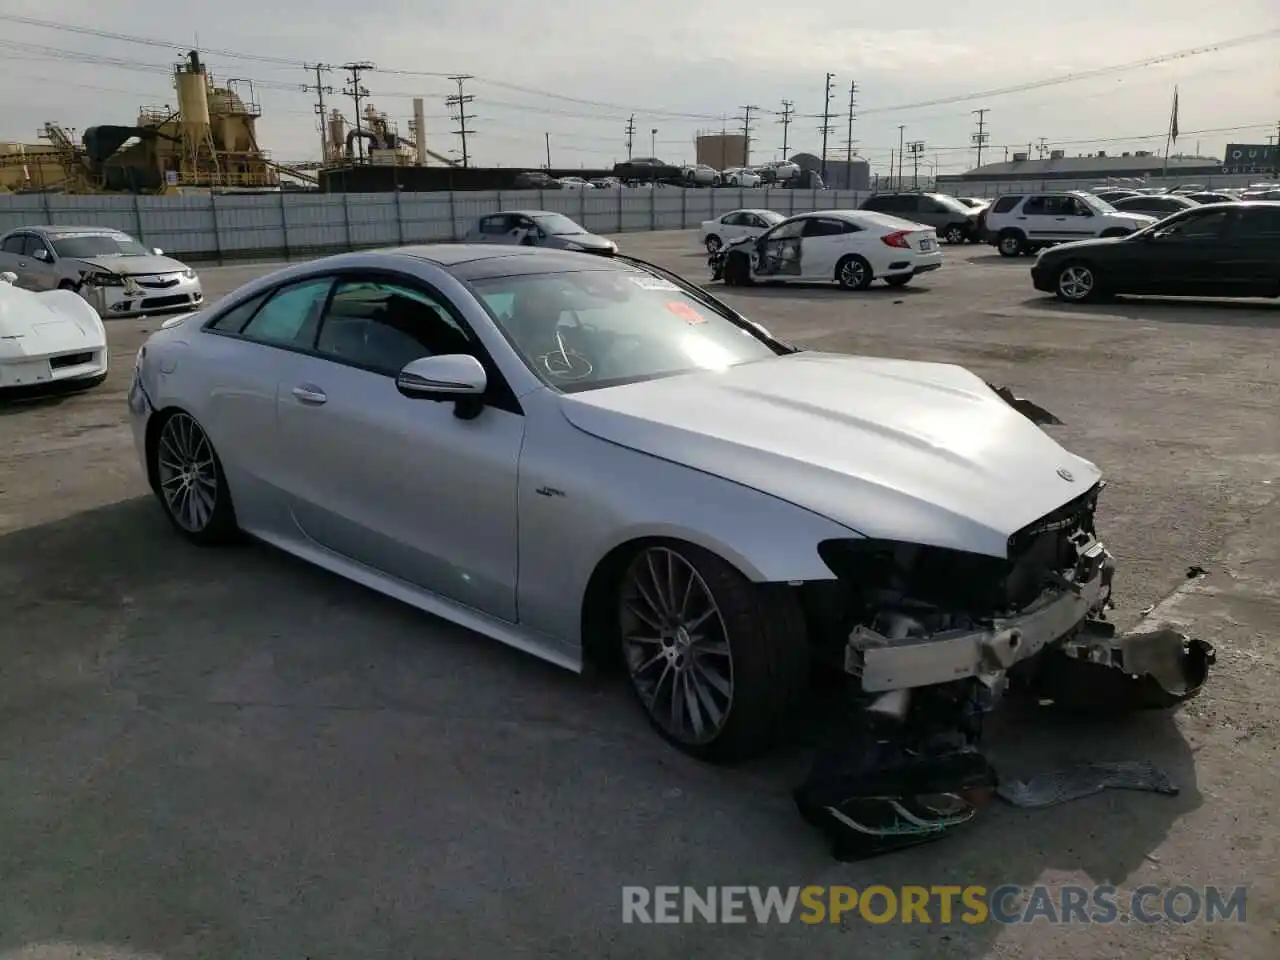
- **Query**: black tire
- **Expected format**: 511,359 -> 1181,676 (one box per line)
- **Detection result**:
705,234 -> 722,253
884,275 -> 912,288
835,255 -> 874,291
723,251 -> 752,286
148,409 -> 240,545
997,230 -> 1026,257
616,540 -> 809,763
943,224 -> 967,244
1053,260 -> 1102,304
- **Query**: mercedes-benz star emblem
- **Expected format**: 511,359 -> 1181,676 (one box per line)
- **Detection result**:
1057,467 -> 1075,482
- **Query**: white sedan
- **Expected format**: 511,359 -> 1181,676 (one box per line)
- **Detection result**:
699,208 -> 785,253
0,270 -> 109,392
709,210 -> 942,290
720,167 -> 763,188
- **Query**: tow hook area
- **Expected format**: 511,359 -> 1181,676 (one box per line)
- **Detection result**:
795,620 -> 1214,861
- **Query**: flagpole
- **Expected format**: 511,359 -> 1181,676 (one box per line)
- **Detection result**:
1161,86 -> 1177,180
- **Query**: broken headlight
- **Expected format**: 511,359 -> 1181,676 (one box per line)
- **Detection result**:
84,271 -> 123,287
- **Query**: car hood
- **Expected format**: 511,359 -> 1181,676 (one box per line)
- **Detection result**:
0,284 -> 99,341
70,254 -> 190,275
1110,213 -> 1159,228
559,352 -> 1101,559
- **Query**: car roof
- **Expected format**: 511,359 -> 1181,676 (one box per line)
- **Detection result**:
3,224 -> 128,235
394,244 -> 636,281
483,210 -> 567,218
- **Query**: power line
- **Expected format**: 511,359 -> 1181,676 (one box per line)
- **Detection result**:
303,63 -> 335,162
341,61 -> 375,161
819,73 -> 836,182
777,99 -> 794,159
446,74 -> 476,168
972,108 -> 990,169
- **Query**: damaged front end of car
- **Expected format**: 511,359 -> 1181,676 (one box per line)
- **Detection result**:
793,480 -> 1215,859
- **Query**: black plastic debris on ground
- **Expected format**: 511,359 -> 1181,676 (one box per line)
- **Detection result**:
987,383 -> 1064,426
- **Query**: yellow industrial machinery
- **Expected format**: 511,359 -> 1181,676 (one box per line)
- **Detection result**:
0,50 -> 310,194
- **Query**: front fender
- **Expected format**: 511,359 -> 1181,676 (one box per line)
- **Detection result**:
514,393 -> 855,651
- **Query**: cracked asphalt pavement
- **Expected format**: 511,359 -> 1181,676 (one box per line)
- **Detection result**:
2,231 -> 1278,959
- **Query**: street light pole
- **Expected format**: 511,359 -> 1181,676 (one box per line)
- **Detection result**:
897,125 -> 905,188
651,128 -> 657,156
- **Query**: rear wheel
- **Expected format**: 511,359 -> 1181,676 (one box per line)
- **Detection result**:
617,542 -> 809,762
997,230 -> 1026,257
705,234 -> 722,253
944,224 -> 966,244
836,255 -> 874,291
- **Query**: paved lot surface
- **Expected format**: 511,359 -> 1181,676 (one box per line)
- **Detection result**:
2,231 -> 1278,959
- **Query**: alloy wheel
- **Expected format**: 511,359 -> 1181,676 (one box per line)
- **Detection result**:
946,226 -> 965,244
619,547 -> 734,746
1000,235 -> 1022,256
1058,264 -> 1094,301
840,259 -> 866,288
156,413 -> 219,533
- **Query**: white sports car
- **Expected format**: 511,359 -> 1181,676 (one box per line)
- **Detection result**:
0,270 -> 109,392
710,209 -> 943,290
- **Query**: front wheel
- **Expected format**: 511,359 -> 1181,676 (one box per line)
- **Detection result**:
705,234 -> 722,253
944,224 -> 966,244
723,252 -> 752,286
150,410 -> 240,544
617,542 -> 809,762
997,230 -> 1026,257
1054,261 -> 1101,303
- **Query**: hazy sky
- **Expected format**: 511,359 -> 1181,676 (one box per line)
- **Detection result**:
1,2 -> 1277,175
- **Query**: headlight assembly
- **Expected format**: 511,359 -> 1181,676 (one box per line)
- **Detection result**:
85,271 -> 123,287
183,268 -> 196,279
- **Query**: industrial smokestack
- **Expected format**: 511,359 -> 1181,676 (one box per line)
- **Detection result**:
412,97 -> 427,165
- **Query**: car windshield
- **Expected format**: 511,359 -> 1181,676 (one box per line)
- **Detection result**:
50,232 -> 152,257
531,214 -> 586,236
1075,192 -> 1119,215
471,267 -> 782,392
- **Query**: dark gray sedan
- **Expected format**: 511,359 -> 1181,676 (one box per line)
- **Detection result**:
463,211 -> 617,255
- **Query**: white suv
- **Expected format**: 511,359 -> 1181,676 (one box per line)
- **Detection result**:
982,191 -> 1158,257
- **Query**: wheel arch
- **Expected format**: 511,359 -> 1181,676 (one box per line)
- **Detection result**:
143,404 -> 193,494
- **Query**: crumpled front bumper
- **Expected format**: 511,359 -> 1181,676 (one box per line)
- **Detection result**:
81,274 -> 204,317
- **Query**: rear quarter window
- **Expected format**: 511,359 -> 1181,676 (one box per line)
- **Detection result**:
991,196 -> 1023,213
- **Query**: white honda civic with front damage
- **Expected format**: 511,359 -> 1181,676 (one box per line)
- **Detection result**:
128,245 -> 1212,857
0,270 -> 108,393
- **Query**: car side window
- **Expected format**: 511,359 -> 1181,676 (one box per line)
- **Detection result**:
802,218 -> 852,237
992,196 -> 1022,213
1228,207 -> 1280,240
315,278 -> 475,375
478,216 -> 508,235
206,291 -> 272,332
239,277 -> 335,348
1,234 -> 25,254
1023,196 -> 1055,215
1163,210 -> 1232,238
721,212 -> 744,226
764,219 -> 806,241
748,215 -> 771,228
862,196 -> 889,211
23,236 -> 51,258
894,196 -> 920,213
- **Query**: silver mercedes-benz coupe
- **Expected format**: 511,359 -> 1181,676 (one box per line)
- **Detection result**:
129,244 -> 1208,766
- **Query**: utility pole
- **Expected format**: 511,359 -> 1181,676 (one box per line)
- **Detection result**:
302,63 -> 335,162
737,104 -> 759,166
341,61 -> 375,162
1036,136 -> 1049,160
971,107 -> 990,169
446,74 -> 475,168
819,73 -> 836,182
545,132 -> 552,169
624,114 -> 636,160
897,124 -> 905,188
777,99 -> 794,159
907,140 -> 925,188
845,81 -> 858,163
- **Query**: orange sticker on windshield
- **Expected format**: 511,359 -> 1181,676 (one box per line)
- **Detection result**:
665,301 -> 706,324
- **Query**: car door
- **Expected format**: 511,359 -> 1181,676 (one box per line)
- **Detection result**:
0,232 -> 26,278
474,214 -> 510,245
799,216 -> 856,279
1019,195 -> 1065,242
20,234 -> 60,290
1138,208 -> 1236,296
272,271 -> 524,621
1216,206 -> 1280,296
751,217 -> 806,279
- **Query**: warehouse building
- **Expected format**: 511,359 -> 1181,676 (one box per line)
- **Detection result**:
938,149 -> 1224,185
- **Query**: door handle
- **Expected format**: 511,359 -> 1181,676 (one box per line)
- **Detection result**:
291,384 -> 327,405
1016,216 -> 1028,220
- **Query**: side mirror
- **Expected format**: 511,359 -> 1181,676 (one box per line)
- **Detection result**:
153,247 -> 164,255
32,248 -> 50,261
396,354 -> 488,419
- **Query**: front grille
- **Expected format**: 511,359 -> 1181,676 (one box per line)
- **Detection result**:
50,351 -> 93,370
1007,481 -> 1102,561
141,294 -> 190,309
136,275 -> 180,289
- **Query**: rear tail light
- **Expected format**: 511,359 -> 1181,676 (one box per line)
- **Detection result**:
881,230 -> 911,249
